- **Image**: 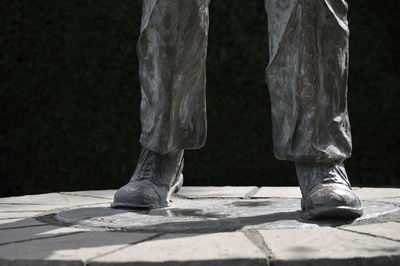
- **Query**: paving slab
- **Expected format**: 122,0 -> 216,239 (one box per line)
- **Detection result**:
0,218 -> 45,230
0,225 -> 87,245
62,190 -> 116,200
340,222 -> 400,241
1,187 -> 400,266
91,232 -> 267,265
358,197 -> 400,206
259,227 -> 400,266
379,197 -> 400,205
0,193 -> 109,206
0,211 -> 44,219
0,203 -> 90,212
0,231 -> 154,266
176,186 -> 258,199
251,186 -> 302,198
354,187 -> 400,201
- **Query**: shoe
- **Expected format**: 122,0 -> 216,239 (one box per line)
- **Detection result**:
111,148 -> 184,209
296,161 -> 363,219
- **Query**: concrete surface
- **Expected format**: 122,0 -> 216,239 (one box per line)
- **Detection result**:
0,186 -> 399,265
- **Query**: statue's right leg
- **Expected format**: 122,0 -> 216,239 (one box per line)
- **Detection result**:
112,0 -> 210,209
264,0 -> 362,219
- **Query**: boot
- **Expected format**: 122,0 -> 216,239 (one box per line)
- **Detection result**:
111,148 -> 184,209
296,161 -> 363,219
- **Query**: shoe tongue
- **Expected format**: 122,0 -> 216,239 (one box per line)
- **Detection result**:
132,149 -> 182,187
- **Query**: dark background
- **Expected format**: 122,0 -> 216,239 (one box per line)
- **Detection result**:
1,1 -> 399,197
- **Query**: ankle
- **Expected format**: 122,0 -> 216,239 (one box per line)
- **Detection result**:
295,161 -> 350,196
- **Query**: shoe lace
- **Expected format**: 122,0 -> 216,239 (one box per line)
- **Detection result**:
321,164 -> 350,187
136,150 -> 159,182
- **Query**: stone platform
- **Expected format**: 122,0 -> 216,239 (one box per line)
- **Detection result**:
1,186 -> 400,265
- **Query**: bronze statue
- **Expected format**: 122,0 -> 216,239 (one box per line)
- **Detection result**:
112,0 -> 363,219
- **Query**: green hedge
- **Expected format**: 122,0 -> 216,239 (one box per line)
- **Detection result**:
1,1 -> 399,197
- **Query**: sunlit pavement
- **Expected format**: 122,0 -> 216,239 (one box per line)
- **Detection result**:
1,187 -> 400,265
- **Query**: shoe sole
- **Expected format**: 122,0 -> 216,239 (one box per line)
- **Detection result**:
111,202 -> 167,209
303,206 -> 363,220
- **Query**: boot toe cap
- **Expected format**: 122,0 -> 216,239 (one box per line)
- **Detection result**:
112,181 -> 167,209
303,184 -> 363,219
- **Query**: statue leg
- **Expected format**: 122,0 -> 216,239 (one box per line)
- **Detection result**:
113,0 -> 210,209
264,0 -> 362,218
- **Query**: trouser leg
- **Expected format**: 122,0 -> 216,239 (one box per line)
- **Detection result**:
138,0 -> 210,154
264,0 -> 352,163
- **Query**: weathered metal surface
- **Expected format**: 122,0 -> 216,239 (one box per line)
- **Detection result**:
138,0 -> 210,154
138,0 -> 351,163
265,0 -> 352,162
116,0 -> 360,217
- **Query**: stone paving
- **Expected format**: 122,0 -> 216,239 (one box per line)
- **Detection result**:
0,186 -> 399,265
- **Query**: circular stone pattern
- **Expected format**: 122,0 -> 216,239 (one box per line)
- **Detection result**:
54,198 -> 400,233
55,198 -> 400,232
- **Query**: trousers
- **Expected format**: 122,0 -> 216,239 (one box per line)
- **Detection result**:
137,0 -> 352,163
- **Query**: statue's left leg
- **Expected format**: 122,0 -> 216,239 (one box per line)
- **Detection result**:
264,0 -> 362,219
112,0 -> 210,209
